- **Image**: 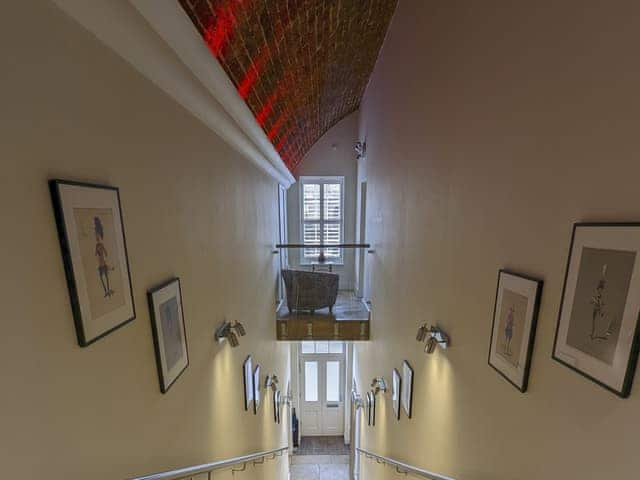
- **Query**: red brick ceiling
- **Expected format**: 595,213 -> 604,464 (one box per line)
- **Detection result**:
178,0 -> 397,171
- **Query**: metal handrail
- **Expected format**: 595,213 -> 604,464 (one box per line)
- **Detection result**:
356,448 -> 457,480
127,446 -> 288,480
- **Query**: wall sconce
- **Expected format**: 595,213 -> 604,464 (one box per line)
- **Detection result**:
416,324 -> 450,353
370,377 -> 387,395
355,141 -> 366,159
265,374 -> 280,392
215,320 -> 246,347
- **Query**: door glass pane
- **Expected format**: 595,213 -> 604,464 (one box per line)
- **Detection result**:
326,361 -> 340,402
305,361 -> 318,402
329,341 -> 344,354
301,341 -> 315,354
315,341 -> 329,353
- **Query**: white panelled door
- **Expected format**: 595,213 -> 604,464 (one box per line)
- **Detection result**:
300,342 -> 345,436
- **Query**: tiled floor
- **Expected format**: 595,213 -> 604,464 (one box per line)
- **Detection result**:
291,455 -> 349,480
295,436 -> 350,456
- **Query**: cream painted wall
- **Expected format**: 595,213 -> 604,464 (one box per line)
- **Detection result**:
287,113 -> 359,290
355,1 -> 640,479
0,2 -> 288,479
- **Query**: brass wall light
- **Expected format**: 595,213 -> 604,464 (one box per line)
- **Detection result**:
370,377 -> 387,395
416,324 -> 450,353
215,320 -> 246,347
265,374 -> 280,392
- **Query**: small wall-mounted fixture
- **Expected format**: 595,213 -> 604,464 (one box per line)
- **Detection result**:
416,324 -> 450,353
215,320 -> 246,347
370,377 -> 387,395
355,141 -> 366,159
265,374 -> 280,391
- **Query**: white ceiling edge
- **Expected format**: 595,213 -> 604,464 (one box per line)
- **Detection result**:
51,0 -> 295,188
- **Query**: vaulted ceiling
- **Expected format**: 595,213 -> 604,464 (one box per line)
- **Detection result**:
178,0 -> 397,171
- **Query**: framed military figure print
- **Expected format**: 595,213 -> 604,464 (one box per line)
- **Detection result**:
553,223 -> 640,397
148,278 -> 188,393
488,270 -> 543,392
49,180 -> 135,346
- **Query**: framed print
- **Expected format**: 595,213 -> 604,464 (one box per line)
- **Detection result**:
553,223 -> 640,397
49,180 -> 135,346
401,361 -> 414,417
243,356 -> 253,411
253,364 -> 261,414
273,390 -> 281,424
488,270 -> 543,392
365,392 -> 372,426
392,368 -> 401,420
147,278 -> 188,393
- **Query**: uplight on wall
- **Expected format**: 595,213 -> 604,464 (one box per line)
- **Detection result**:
370,377 -> 388,395
416,324 -> 450,353
215,320 -> 247,347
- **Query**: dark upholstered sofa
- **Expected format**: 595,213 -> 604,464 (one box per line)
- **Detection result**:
282,269 -> 339,314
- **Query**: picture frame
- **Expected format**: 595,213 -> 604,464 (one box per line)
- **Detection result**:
243,355 -> 253,411
273,390 -> 281,424
368,391 -> 376,426
401,361 -> 414,418
253,364 -> 261,414
553,223 -> 640,397
49,179 -> 135,346
365,391 -> 372,426
392,368 -> 401,420
147,278 -> 188,393
488,270 -> 543,392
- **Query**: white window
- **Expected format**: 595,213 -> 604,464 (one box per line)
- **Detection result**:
300,176 -> 344,264
301,341 -> 344,354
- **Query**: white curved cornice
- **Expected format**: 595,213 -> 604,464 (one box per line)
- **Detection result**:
51,0 -> 295,188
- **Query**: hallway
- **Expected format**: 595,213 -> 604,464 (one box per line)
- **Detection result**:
291,455 -> 349,480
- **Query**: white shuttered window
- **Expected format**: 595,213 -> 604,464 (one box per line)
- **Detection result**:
300,176 -> 344,263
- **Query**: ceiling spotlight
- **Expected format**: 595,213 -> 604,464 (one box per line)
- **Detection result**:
370,377 -> 387,395
233,321 -> 246,337
215,320 -> 242,348
417,324 -> 450,354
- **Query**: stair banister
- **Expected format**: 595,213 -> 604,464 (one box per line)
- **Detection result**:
356,447 -> 457,480
127,446 -> 288,480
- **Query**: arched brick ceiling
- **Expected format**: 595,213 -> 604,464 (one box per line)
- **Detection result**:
178,0 -> 397,171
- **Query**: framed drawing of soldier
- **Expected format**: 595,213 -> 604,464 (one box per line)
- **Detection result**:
148,278 -> 188,393
553,223 -> 640,397
243,355 -> 254,411
488,270 -> 543,392
49,180 -> 135,347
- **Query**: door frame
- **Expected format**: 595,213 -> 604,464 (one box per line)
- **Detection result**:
299,346 -> 346,436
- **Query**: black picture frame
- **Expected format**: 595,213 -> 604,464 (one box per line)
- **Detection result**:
253,364 -> 261,414
370,391 -> 376,426
49,179 -> 135,346
552,222 -> 640,398
243,355 -> 253,411
147,278 -> 189,393
273,390 -> 281,424
401,361 -> 414,418
392,368 -> 401,421
488,270 -> 543,393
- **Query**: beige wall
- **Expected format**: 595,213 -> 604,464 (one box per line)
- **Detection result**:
287,113 -> 359,290
355,1 -> 640,479
0,2 -> 288,479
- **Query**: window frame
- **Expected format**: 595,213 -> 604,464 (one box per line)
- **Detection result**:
299,176 -> 345,265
